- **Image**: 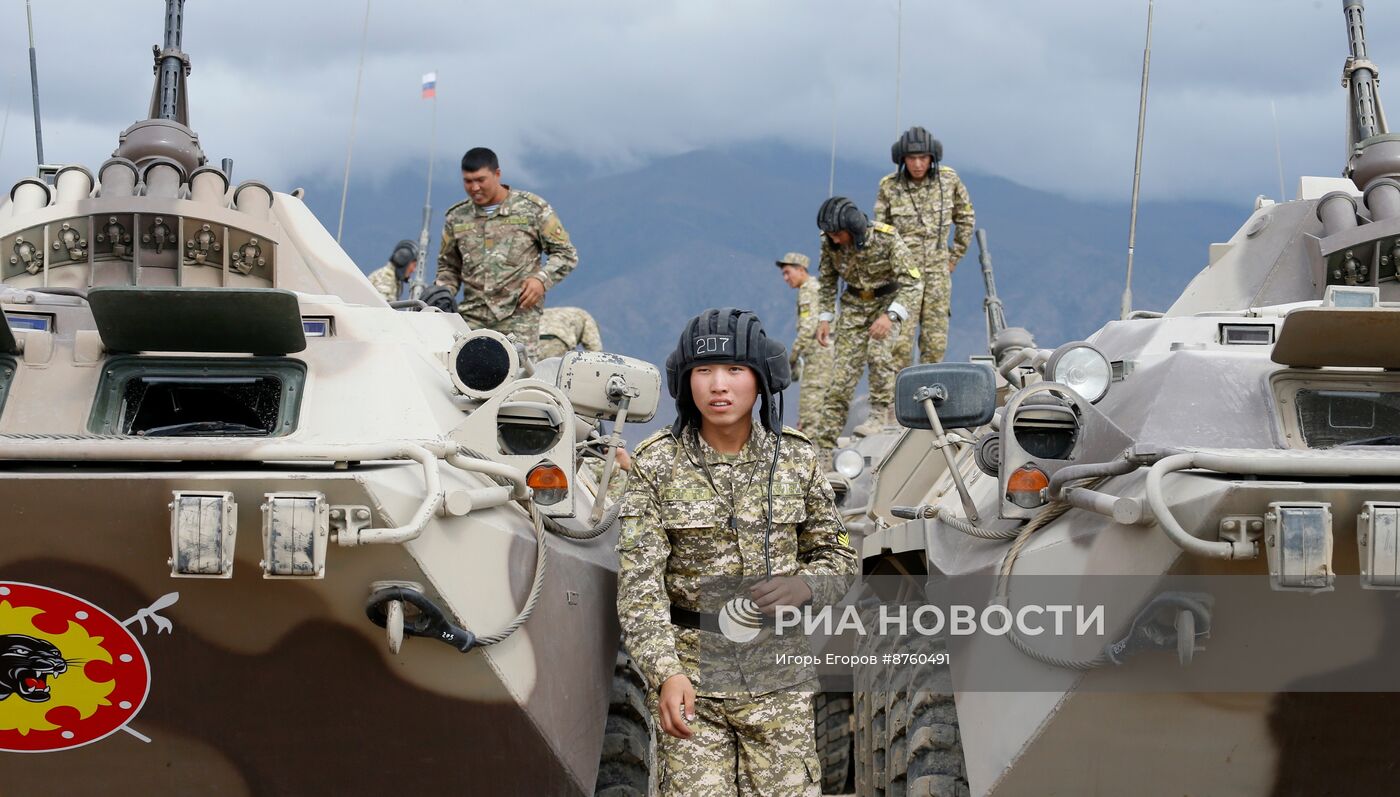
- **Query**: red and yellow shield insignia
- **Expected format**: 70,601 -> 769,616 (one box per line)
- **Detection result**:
0,583 -> 151,753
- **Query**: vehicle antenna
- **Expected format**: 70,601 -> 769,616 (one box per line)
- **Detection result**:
0,73 -> 14,169
1121,0 -> 1154,321
411,69 -> 438,301
894,0 -> 903,136
1271,99 -> 1287,200
337,0 -> 372,243
25,0 -> 43,169
828,88 -> 837,197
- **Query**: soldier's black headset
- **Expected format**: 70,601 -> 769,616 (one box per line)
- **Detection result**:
891,125 -> 942,170
390,239 -> 419,274
665,308 -> 792,579
816,196 -> 870,251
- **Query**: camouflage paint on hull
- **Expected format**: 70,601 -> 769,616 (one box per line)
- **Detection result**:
0,470 -> 619,796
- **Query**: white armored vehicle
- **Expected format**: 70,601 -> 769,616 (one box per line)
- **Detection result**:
0,3 -> 662,794
850,2 -> 1400,795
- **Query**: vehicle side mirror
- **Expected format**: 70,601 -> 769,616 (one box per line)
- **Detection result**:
555,351 -> 661,422
894,363 -> 996,430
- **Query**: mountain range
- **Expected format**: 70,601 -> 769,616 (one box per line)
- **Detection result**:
301,143 -> 1248,439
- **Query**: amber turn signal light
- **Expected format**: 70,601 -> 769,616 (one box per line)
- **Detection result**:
527,462 -> 569,505
1006,464 -> 1050,509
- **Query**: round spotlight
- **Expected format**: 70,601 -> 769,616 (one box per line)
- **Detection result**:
1046,342 -> 1111,403
448,329 -> 519,399
833,448 -> 865,480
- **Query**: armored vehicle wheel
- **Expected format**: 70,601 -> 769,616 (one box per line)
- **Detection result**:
815,692 -> 855,793
855,644 -> 968,797
594,649 -> 655,797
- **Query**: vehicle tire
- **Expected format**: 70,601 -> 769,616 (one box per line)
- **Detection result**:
855,642 -> 967,797
594,649 -> 654,797
814,692 -> 854,794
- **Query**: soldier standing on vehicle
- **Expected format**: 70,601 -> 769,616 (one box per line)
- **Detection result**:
875,126 -> 975,365
538,306 -> 604,360
776,252 -> 833,434
435,147 -> 579,359
811,197 -> 921,446
367,239 -> 419,303
617,308 -> 856,796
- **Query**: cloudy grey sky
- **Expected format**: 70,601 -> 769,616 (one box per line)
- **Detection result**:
0,0 -> 1384,202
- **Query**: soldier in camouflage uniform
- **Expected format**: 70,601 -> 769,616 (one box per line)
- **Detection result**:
366,239 -> 418,303
435,147 -> 579,359
811,197 -> 921,447
617,308 -> 857,796
875,126 -> 975,366
538,306 -> 604,360
775,252 -> 833,434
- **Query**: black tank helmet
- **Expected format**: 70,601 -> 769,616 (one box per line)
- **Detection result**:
390,239 -> 419,275
665,308 -> 791,435
816,196 -> 870,249
891,125 -> 943,169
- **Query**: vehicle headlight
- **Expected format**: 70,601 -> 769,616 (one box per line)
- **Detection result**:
1046,342 -> 1111,403
833,448 -> 865,479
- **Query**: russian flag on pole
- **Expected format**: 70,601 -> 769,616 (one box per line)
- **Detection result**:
421,72 -> 437,99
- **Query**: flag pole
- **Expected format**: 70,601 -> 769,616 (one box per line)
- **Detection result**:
410,71 -> 438,300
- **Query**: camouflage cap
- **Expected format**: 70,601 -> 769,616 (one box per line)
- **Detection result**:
775,252 -> 810,269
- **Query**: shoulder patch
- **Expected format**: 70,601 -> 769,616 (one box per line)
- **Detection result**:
513,189 -> 550,209
939,165 -> 960,180
444,198 -> 474,217
872,222 -> 896,235
878,172 -> 899,186
781,426 -> 812,444
633,428 -> 674,456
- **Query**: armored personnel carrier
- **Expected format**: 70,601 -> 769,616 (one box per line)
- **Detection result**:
0,3 -> 663,794
850,2 -> 1400,795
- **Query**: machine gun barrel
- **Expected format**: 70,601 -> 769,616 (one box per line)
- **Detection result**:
1344,0 -> 1386,146
976,228 -> 1008,348
155,0 -> 187,122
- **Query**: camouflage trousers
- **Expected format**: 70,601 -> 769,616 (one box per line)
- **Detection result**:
893,250 -> 952,366
536,335 -> 571,360
651,690 -> 822,796
811,298 -> 901,449
795,342 -> 835,435
463,304 -> 542,361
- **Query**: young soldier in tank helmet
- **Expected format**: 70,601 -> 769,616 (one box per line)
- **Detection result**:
812,196 -> 921,446
367,239 -> 419,303
616,308 -> 856,796
434,147 -> 579,359
775,252 -> 834,434
875,126 -> 975,366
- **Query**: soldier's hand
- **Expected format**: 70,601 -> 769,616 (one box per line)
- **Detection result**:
749,576 -> 814,617
658,673 -> 697,740
518,276 -> 546,310
869,314 -> 894,340
614,447 -> 633,472
816,321 -> 831,348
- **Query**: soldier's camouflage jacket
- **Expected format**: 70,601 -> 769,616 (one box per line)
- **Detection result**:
874,165 -> 976,266
815,222 -> 922,321
539,306 -> 603,354
790,279 -> 824,366
434,188 -> 579,324
367,263 -> 400,303
617,426 -> 857,697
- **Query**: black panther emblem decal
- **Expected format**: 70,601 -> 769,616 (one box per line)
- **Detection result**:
0,633 -> 69,703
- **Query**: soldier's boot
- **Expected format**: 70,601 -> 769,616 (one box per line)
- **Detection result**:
852,402 -> 891,438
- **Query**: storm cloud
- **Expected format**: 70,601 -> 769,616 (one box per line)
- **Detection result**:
0,0 -> 1382,201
